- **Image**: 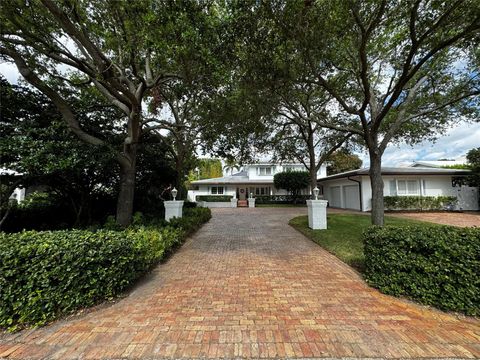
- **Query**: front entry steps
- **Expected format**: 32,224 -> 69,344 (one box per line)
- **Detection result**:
237,200 -> 248,207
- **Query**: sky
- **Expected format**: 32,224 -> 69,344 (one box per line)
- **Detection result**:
2,62 -> 479,167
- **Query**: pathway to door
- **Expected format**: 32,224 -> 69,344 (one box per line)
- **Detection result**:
1,208 -> 479,359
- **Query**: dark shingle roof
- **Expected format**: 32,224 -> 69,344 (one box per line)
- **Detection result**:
318,167 -> 471,181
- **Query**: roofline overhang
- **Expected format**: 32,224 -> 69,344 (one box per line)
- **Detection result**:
318,170 -> 471,182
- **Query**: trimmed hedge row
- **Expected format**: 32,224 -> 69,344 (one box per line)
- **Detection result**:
255,194 -> 311,204
364,225 -> 480,315
384,196 -> 457,211
196,195 -> 232,202
0,207 -> 211,331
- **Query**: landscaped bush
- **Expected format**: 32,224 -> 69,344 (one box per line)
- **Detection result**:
168,207 -> 212,235
196,195 -> 232,202
255,194 -> 311,204
0,207 -> 211,331
364,225 -> 480,315
384,195 -> 457,211
2,193 -> 73,232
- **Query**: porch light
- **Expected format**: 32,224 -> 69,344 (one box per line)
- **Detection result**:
313,187 -> 319,200
171,187 -> 178,201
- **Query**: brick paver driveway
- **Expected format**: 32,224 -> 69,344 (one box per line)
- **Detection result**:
1,208 -> 479,359
389,211 -> 480,227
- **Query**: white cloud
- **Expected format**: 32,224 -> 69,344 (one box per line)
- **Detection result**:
358,121 -> 480,167
0,62 -> 21,84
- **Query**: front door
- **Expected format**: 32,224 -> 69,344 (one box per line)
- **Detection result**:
238,186 -> 247,200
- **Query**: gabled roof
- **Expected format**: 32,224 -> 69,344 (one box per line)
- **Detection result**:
318,166 -> 471,181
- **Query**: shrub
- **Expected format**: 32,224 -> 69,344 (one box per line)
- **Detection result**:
196,195 -> 232,202
168,207 -> 212,235
364,225 -> 480,315
2,193 -> 73,232
0,207 -> 211,331
255,194 -> 311,204
384,195 -> 457,211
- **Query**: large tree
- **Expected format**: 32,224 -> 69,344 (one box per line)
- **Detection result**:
0,0 -> 222,226
1,76 -> 121,226
232,0 -> 480,225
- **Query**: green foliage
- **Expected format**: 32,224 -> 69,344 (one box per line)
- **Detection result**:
273,171 -> 310,199
196,195 -> 232,202
2,193 -> 74,233
255,195 -> 310,204
197,159 -> 223,180
167,208 -> 212,235
364,225 -> 480,316
289,214 -> 427,272
327,150 -> 363,175
384,196 -> 457,211
440,164 -> 471,169
0,208 -> 211,331
466,147 -> 480,189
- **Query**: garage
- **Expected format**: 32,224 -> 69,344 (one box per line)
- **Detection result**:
330,186 -> 341,207
343,185 -> 361,210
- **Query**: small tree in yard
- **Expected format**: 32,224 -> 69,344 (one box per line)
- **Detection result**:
273,171 -> 310,203
327,149 -> 363,175
467,148 -> 480,191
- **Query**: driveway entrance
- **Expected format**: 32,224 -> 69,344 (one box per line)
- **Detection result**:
1,208 -> 479,359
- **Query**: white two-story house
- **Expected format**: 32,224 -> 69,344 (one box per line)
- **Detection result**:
187,162 -> 327,202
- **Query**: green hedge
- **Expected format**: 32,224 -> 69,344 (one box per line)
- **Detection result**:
196,195 -> 232,202
384,196 -> 457,211
0,207 -> 211,331
364,225 -> 480,315
255,195 -> 311,204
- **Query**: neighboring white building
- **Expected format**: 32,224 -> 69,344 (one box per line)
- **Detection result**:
188,162 -> 326,202
318,167 -> 479,212
410,157 -> 468,168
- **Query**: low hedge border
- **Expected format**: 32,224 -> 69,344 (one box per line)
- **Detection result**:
0,207 -> 211,331
364,225 -> 480,316
384,195 -> 457,211
255,194 -> 311,204
195,195 -> 233,202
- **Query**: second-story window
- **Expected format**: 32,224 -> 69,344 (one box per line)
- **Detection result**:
258,167 -> 272,175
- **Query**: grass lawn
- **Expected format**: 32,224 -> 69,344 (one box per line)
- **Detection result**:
289,214 -> 427,271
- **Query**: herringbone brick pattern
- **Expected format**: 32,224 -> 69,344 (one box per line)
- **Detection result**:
1,208 -> 479,359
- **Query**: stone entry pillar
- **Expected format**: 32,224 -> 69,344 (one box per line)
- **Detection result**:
164,200 -> 184,221
306,200 -> 328,229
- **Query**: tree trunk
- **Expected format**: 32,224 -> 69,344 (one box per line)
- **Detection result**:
175,154 -> 186,200
116,162 -> 136,227
309,169 -> 317,196
307,133 -> 317,196
369,150 -> 384,226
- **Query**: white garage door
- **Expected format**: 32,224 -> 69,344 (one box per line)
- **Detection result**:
343,185 -> 361,210
330,186 -> 341,208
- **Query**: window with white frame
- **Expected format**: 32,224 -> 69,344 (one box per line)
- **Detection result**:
255,186 -> 271,195
211,186 -> 224,195
396,180 -> 420,195
258,167 -> 272,176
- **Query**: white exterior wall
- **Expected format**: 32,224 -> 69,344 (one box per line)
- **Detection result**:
187,185 -> 236,202
9,188 -> 26,203
321,174 -> 479,212
245,163 -> 327,181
